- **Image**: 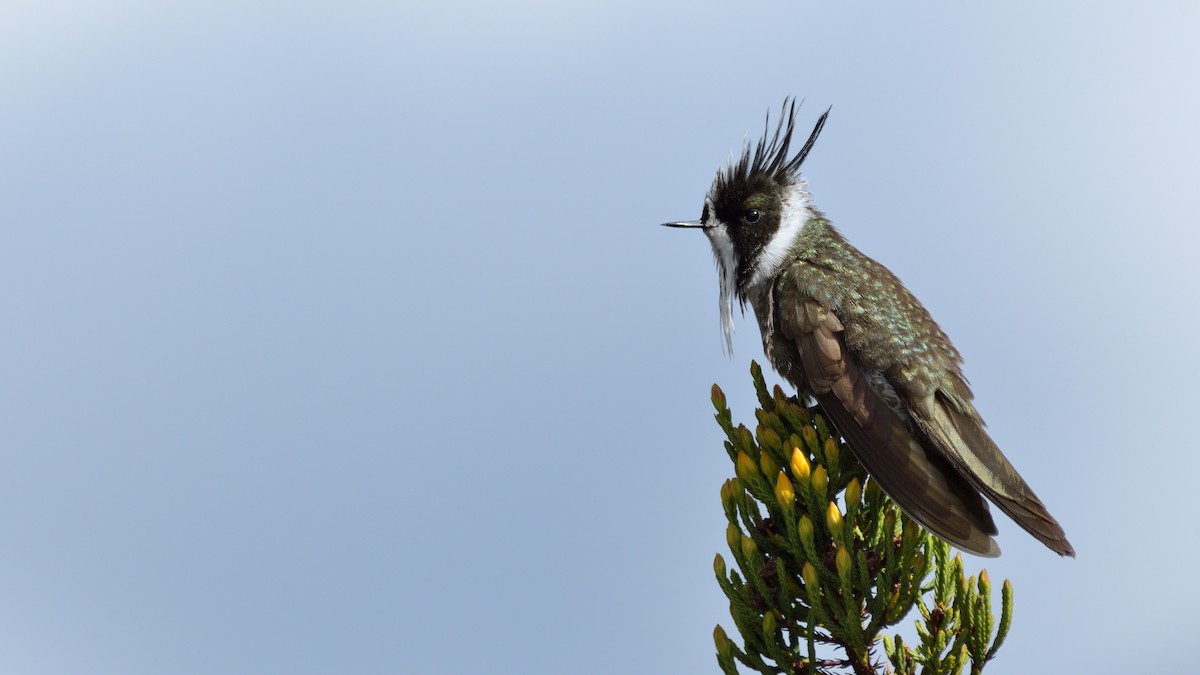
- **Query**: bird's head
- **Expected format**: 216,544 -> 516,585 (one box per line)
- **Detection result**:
663,99 -> 829,352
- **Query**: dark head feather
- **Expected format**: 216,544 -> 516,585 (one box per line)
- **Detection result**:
712,98 -> 830,197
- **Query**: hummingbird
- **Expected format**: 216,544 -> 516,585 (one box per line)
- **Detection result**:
663,100 -> 1073,557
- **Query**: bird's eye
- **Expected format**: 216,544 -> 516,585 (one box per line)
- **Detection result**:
743,209 -> 761,224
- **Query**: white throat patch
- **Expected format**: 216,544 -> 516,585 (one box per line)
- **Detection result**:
750,181 -> 810,288
704,217 -> 738,355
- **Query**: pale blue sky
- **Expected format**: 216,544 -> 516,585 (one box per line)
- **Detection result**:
2,1 -> 1198,673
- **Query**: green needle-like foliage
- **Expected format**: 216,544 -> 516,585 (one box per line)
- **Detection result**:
710,362 -> 1014,675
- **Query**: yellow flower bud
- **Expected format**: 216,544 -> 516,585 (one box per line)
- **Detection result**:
713,624 -> 732,657
844,478 -> 862,512
790,447 -> 811,481
726,523 -> 740,550
883,510 -> 897,537
774,472 -> 795,510
740,535 -> 758,559
762,612 -> 777,635
757,426 -> 781,454
714,553 -> 726,577
802,561 -> 818,588
811,465 -> 828,495
801,425 -> 818,453
760,452 -> 779,479
711,384 -> 726,411
798,516 -> 814,546
736,426 -> 755,452
978,570 -> 995,600
823,438 -> 839,466
903,518 -> 920,546
836,545 -> 852,578
736,451 -> 757,482
826,501 -> 844,538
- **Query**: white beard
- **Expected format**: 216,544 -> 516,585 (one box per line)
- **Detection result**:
703,220 -> 738,355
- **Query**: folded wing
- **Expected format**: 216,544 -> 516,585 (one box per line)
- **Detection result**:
779,298 -> 1002,557
911,391 -> 1075,556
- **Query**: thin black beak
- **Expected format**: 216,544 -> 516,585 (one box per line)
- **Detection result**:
661,220 -> 706,229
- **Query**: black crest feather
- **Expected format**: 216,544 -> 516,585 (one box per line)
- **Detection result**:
713,98 -> 830,195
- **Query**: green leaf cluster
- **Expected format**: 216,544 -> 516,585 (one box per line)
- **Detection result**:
710,362 -> 1013,675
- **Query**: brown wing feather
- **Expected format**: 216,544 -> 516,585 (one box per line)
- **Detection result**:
912,395 -> 1075,557
783,300 -> 1001,557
